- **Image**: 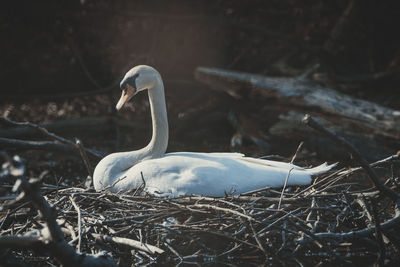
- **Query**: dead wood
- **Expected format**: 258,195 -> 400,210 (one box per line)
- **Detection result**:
0,177 -> 117,266
0,137 -> 82,155
92,234 -> 165,255
1,156 -> 399,265
195,67 -> 400,139
195,67 -> 400,160
0,116 -> 131,140
303,114 -> 399,202
75,138 -> 93,177
0,116 -> 104,159
269,111 -> 395,161
1,105 -> 400,265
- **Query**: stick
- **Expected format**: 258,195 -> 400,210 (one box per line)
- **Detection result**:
277,142 -> 304,209
0,177 -> 117,266
371,198 -> 385,265
0,116 -> 72,146
75,138 -> 93,177
302,114 -> 400,202
92,234 -> 164,255
0,117 -> 103,159
189,204 -> 257,222
69,196 -> 82,253
290,141 -> 304,164
195,67 -> 400,140
278,168 -> 294,210
0,137 -> 79,155
297,211 -> 400,244
164,242 -> 183,263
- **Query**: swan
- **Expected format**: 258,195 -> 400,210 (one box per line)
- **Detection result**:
93,65 -> 336,197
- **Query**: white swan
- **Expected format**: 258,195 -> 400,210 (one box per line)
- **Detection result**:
93,65 -> 336,197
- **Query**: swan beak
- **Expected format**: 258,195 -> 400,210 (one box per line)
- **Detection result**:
116,84 -> 136,110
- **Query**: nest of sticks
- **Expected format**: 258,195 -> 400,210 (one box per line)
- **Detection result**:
1,116 -> 400,266
0,156 -> 399,266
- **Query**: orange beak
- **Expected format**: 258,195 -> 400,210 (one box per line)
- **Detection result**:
116,84 -> 136,110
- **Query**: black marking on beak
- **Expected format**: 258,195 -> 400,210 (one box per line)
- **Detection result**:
120,73 -> 140,93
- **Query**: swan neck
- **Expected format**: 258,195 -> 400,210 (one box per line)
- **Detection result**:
145,78 -> 168,158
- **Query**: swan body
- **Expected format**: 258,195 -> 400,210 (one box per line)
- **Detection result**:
93,65 -> 336,197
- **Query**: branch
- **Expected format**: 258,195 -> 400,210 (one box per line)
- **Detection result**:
302,114 -> 400,202
297,202 -> 400,244
92,234 -> 165,255
0,137 -> 80,155
75,138 -> 93,177
0,116 -> 103,159
0,178 -> 117,266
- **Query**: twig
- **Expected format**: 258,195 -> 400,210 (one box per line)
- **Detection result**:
297,205 -> 400,244
101,214 -> 153,226
0,137 -> 81,156
74,138 -> 93,177
0,116 -> 72,146
240,186 -> 271,196
92,234 -> 164,255
355,198 -> 373,226
180,228 -> 260,250
257,208 -> 304,237
371,198 -> 385,265
0,117 -> 103,159
129,172 -> 146,196
189,204 -> 257,222
290,141 -> 304,164
302,114 -> 400,202
2,151 -> 398,265
278,168 -> 294,210
69,196 -> 82,253
101,176 -> 127,191
286,218 -> 324,248
164,242 -> 183,263
306,197 -> 317,231
338,154 -> 400,176
0,178 -> 117,266
249,220 -> 266,254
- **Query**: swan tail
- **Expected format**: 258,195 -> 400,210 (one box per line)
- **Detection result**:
305,162 -> 338,175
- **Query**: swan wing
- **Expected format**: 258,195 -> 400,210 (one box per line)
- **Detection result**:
169,152 -> 336,174
238,157 -> 337,175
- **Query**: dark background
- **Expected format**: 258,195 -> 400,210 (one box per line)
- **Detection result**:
1,0 -> 400,157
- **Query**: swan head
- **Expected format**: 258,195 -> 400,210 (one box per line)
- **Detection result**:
116,65 -> 161,110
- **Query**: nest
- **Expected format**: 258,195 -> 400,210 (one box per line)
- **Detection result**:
1,154 -> 400,266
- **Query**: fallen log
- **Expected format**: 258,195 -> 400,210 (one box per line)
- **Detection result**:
195,67 -> 400,139
195,67 -> 400,160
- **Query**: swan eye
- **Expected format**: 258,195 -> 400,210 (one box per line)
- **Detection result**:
120,73 -> 140,93
129,73 -> 140,90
